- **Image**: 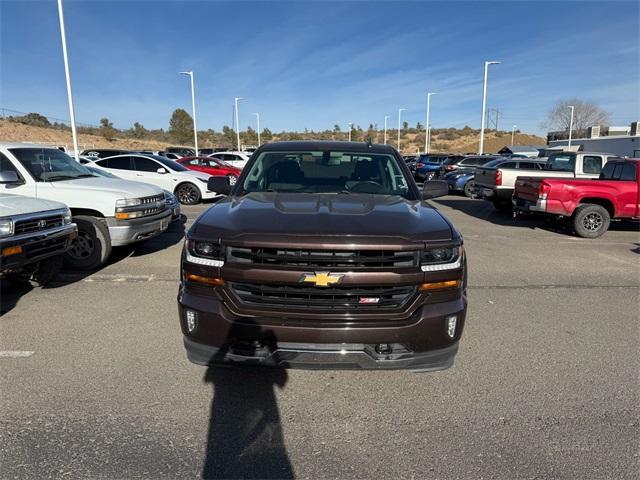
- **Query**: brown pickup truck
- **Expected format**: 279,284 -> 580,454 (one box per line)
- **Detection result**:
178,141 -> 467,371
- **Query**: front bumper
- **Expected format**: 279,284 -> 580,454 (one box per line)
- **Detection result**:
106,209 -> 172,246
0,223 -> 77,271
178,286 -> 466,371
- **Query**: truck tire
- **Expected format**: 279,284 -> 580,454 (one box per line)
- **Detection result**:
65,216 -> 112,270
492,198 -> 512,213
572,204 -> 610,238
463,180 -> 476,198
175,182 -> 202,205
29,256 -> 63,287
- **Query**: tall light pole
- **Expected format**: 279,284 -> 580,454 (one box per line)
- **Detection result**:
479,60 -> 500,154
348,122 -> 353,142
56,0 -> 79,161
567,105 -> 575,147
511,125 -> 517,145
179,71 -> 198,154
383,115 -> 389,144
425,92 -> 436,154
397,108 -> 406,152
234,97 -> 243,151
252,113 -> 261,146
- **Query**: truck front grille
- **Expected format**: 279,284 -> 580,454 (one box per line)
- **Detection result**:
229,282 -> 417,310
14,215 -> 64,235
227,247 -> 419,269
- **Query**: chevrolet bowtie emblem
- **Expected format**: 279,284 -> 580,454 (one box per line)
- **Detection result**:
300,272 -> 344,287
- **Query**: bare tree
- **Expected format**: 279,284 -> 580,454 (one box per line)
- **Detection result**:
543,99 -> 610,131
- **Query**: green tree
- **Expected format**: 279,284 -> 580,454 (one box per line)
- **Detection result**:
333,124 -> 341,132
99,117 -> 117,141
17,112 -> 51,128
131,122 -> 147,139
416,121 -> 423,130
169,109 -> 194,144
402,121 -> 409,130
222,125 -> 236,146
261,128 -> 273,140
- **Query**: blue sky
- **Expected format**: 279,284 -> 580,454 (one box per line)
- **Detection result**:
1,0 -> 638,134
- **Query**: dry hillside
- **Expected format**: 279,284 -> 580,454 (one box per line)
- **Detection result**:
0,119 -> 545,154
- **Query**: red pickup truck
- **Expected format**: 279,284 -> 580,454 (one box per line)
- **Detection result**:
512,158 -> 639,238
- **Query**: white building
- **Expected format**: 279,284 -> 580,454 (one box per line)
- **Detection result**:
548,122 -> 640,157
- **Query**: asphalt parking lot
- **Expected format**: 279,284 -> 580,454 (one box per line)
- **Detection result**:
1,196 -> 638,479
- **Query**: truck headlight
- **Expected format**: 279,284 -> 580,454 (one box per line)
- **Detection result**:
421,246 -> 462,271
115,198 -> 145,219
0,218 -> 14,238
185,239 -> 224,267
63,208 -> 72,225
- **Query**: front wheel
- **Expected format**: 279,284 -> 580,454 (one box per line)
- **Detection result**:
572,204 -> 610,238
29,256 -> 63,287
175,183 -> 202,205
65,216 -> 112,270
227,174 -> 238,186
463,180 -> 476,198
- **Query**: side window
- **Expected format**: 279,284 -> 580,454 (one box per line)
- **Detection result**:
599,162 -> 616,180
583,156 -> 603,174
189,159 -> 200,166
0,152 -> 19,174
612,164 -> 624,180
107,157 -> 133,170
133,157 -> 161,172
499,162 -> 516,169
518,162 -> 533,169
620,163 -> 637,181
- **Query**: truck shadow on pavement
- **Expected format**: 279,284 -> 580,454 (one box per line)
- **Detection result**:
202,326 -> 293,479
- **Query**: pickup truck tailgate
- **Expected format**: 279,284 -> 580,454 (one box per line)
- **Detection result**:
514,177 -> 543,202
475,167 -> 497,188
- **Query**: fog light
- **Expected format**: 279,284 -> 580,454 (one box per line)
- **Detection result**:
185,310 -> 198,333
446,315 -> 457,338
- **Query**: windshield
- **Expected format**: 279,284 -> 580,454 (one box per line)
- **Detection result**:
150,155 -> 190,172
85,165 -> 120,178
239,150 -> 413,197
10,148 -> 95,182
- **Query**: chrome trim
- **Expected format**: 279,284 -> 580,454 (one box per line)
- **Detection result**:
0,207 -> 69,224
0,222 -> 77,245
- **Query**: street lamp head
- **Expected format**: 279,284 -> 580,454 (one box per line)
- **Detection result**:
486,61 -> 501,65
235,97 -> 244,101
399,108 -> 406,113
179,71 -> 192,76
428,92 -> 437,96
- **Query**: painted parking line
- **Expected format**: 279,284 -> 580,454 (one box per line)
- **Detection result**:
0,351 -> 35,358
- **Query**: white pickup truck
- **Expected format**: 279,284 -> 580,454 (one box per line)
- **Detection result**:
0,143 -> 172,270
0,192 -> 77,285
475,151 -> 618,211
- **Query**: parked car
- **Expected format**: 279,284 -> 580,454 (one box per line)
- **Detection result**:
0,190 -> 77,286
163,152 -> 183,160
166,146 -> 196,156
81,148 -> 136,159
414,153 -> 454,181
208,151 -> 252,170
440,155 -> 499,176
444,157 -> 509,197
512,157 -> 639,238
0,144 -> 171,270
84,165 -> 182,223
178,140 -> 467,371
475,152 -> 615,212
176,156 -> 242,185
89,154 -> 216,205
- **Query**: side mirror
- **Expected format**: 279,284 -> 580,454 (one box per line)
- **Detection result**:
157,167 -> 168,174
422,180 -> 448,199
207,176 -> 232,195
0,171 -> 21,184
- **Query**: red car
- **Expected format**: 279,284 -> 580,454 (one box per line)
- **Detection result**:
512,157 -> 639,238
177,156 -> 242,185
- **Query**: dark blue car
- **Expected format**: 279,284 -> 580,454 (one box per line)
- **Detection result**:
414,154 -> 454,181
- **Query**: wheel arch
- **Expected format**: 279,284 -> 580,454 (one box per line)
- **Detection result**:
70,208 -> 105,218
578,197 -> 615,217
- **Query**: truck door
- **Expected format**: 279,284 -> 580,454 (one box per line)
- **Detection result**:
0,152 -> 37,197
617,163 -> 639,217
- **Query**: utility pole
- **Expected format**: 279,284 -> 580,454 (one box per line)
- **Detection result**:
511,125 -> 517,145
568,105 -> 575,147
348,122 -> 353,142
479,60 -> 500,154
56,0 -> 79,161
252,113 -> 261,146
180,71 -> 198,154
234,97 -> 243,151
425,92 -> 436,154
383,115 -> 389,144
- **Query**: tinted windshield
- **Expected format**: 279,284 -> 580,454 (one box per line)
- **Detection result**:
150,155 -> 189,171
10,148 -> 94,182
240,150 -> 413,197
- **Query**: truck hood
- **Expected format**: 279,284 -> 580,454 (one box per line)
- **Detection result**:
0,193 -> 67,216
50,176 -> 164,197
191,192 -> 453,246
